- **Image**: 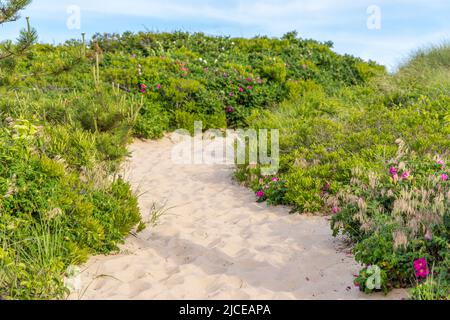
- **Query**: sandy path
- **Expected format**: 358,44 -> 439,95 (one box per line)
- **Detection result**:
71,136 -> 406,300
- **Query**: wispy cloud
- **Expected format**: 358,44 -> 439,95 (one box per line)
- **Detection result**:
2,0 -> 450,69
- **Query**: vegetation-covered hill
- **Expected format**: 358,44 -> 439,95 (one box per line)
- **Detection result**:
1,25 -> 448,299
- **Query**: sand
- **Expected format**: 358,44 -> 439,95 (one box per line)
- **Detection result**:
70,136 -> 407,300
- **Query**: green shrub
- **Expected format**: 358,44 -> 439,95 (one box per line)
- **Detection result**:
330,141 -> 449,294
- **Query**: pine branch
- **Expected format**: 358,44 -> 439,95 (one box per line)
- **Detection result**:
0,16 -> 37,60
0,0 -> 31,25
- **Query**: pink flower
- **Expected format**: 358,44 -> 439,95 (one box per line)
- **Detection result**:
156,84 -> 161,90
229,92 -> 233,97
239,87 -> 244,92
256,191 -> 265,198
441,174 -> 448,181
247,85 -> 252,90
392,173 -> 399,183
226,106 -> 234,113
437,159 -> 445,166
425,230 -> 433,241
272,177 -> 279,182
139,84 -> 147,93
413,258 -> 427,271
264,184 -> 270,190
389,167 -> 398,175
332,207 -> 340,214
246,77 -> 252,82
401,171 -> 410,180
416,268 -> 430,279
414,258 -> 430,279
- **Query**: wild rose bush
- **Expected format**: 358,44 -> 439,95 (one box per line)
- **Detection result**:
329,141 -> 449,298
91,31 -> 380,135
254,177 -> 289,206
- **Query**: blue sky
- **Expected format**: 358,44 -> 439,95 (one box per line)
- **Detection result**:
1,0 -> 450,70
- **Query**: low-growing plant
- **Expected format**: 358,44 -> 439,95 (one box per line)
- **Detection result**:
330,140 -> 449,295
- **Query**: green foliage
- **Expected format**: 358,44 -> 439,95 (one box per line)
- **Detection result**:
1,27 -> 448,300
330,143 -> 449,295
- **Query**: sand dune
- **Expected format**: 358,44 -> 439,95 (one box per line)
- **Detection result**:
70,136 -> 407,300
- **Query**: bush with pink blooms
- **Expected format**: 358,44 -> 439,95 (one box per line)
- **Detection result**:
253,177 -> 288,206
329,141 -> 449,298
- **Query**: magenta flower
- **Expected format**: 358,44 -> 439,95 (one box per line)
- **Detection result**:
239,87 -> 244,93
272,177 -> 279,182
226,106 -> 234,113
156,84 -> 161,90
246,77 -> 252,82
389,167 -> 398,175
414,258 -> 430,279
139,84 -> 147,93
413,258 -> 427,271
392,173 -> 399,183
229,92 -> 233,97
416,268 -> 430,279
441,174 -> 448,181
256,191 -> 265,198
401,171 -> 410,180
437,159 -> 445,166
332,207 -> 340,214
247,85 -> 252,90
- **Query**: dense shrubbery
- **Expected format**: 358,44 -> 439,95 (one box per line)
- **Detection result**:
330,141 -> 449,298
1,28 -> 379,299
0,88 -> 142,299
238,45 -> 450,298
91,31 -> 380,133
1,15 -> 448,299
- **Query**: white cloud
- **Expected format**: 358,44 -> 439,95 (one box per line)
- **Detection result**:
5,0 -> 450,69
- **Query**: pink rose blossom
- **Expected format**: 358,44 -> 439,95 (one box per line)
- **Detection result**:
389,167 -> 398,175
413,258 -> 427,271
139,84 -> 147,93
414,258 -> 430,279
441,174 -> 448,181
392,173 -> 399,183
256,191 -> 265,198
401,171 -> 410,180
239,87 -> 244,93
